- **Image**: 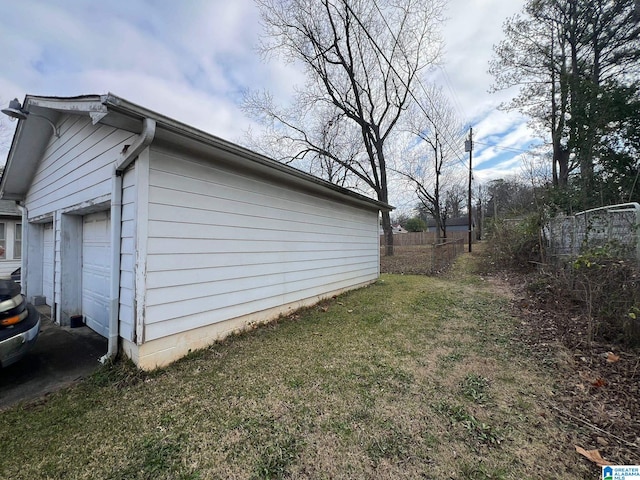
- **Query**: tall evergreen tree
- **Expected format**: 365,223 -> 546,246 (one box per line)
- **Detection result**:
490,0 -> 640,210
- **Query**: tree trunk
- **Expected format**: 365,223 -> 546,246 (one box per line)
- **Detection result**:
381,210 -> 394,257
558,148 -> 570,188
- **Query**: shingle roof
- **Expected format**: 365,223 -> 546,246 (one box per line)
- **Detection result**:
426,216 -> 474,227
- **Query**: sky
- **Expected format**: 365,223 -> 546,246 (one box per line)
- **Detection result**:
0,0 -> 540,212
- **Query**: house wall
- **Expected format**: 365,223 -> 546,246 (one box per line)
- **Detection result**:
0,219 -> 22,278
23,113 -> 137,329
131,145 -> 380,367
24,115 -> 135,218
119,165 -> 137,342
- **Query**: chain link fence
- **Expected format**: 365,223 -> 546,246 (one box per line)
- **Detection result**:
431,238 -> 465,273
545,203 -> 640,263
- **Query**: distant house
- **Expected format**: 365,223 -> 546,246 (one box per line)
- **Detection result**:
426,216 -> 474,233
378,224 -> 408,235
0,200 -> 22,278
1,93 -> 392,369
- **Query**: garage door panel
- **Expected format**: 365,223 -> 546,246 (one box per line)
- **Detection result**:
82,211 -> 110,338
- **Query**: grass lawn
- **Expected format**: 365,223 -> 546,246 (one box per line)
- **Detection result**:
0,253 -> 594,479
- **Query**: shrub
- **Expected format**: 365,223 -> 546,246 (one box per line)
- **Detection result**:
484,214 -> 542,271
405,217 -> 427,232
570,248 -> 640,345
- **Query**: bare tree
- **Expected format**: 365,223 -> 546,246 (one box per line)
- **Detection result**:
398,84 -> 465,242
246,0 -> 445,255
0,100 -> 13,164
445,184 -> 466,218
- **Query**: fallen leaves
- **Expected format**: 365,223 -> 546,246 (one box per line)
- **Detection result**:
605,352 -> 620,363
575,445 -> 609,467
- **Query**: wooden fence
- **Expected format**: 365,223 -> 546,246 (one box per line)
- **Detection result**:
380,230 -> 469,246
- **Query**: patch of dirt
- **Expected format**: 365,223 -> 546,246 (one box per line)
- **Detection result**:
505,272 -> 640,467
380,246 -> 434,275
380,244 -> 464,275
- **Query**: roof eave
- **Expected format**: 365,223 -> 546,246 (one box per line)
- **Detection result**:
101,94 -> 393,212
1,93 -> 394,212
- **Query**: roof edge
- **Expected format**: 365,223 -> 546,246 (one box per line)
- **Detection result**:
100,93 -> 393,212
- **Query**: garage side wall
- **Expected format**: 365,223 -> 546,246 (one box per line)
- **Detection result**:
142,146 -> 379,347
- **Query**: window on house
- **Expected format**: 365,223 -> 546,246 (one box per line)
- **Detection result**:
0,223 -> 5,259
14,223 -> 21,259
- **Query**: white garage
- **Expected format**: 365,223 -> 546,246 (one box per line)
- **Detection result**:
0,93 -> 391,369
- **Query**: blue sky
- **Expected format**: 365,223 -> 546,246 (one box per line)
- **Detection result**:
0,0 -> 540,210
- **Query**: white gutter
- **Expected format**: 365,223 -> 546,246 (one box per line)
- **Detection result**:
101,118 -> 156,364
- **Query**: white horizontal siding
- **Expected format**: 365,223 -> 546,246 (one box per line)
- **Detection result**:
146,255 -> 376,289
145,271 -> 375,341
146,249 -> 374,270
146,261 -> 377,306
144,147 -> 379,341
118,166 -> 137,342
147,169 -> 372,231
25,115 -> 136,218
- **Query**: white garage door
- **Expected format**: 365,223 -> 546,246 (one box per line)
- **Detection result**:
82,211 -> 111,338
42,223 -> 54,305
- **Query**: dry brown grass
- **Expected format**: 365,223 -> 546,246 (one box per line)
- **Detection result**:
0,249 -> 600,479
380,245 -> 438,275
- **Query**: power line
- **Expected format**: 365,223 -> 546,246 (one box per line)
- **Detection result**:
474,140 -> 546,155
437,65 -> 467,125
362,0 -> 469,167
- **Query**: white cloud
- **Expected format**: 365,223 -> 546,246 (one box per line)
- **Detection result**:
0,0 -> 543,200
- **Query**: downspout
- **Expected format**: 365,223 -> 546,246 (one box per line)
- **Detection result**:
16,202 -> 27,294
101,118 -> 156,364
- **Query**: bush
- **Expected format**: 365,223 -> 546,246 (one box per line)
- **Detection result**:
484,214 -> 542,271
570,248 -> 640,345
405,217 -> 427,232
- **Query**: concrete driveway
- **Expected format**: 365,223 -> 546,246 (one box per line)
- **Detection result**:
0,307 -> 107,411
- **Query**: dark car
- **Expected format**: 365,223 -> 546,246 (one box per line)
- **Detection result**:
0,278 -> 40,367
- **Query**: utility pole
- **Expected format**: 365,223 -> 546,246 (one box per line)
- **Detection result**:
465,127 -> 473,253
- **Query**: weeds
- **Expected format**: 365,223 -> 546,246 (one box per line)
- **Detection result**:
483,214 -> 543,271
365,423 -> 413,464
460,373 -> 490,405
89,357 -> 148,388
533,246 -> 640,346
253,434 -> 302,480
572,250 -> 640,345
435,401 -> 502,447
